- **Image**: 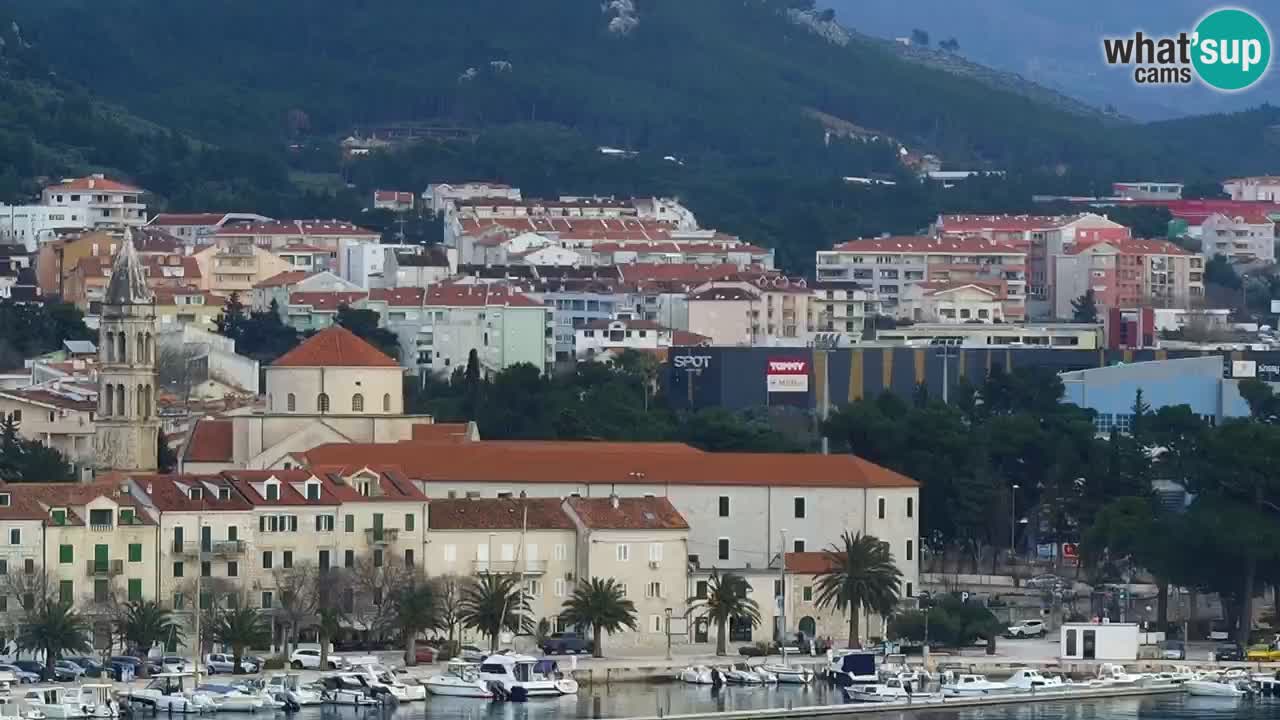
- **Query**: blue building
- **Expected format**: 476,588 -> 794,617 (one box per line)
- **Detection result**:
1059,355 -> 1253,433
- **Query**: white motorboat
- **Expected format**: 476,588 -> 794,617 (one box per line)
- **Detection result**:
1006,668 -> 1066,690
423,661 -> 493,699
193,684 -> 265,713
722,665 -> 765,685
1091,663 -> 1143,687
0,695 -> 41,720
318,674 -> 383,707
844,678 -> 921,703
677,666 -> 715,685
760,662 -> 813,684
347,662 -> 426,701
940,674 -> 1013,697
23,686 -> 117,719
827,650 -> 877,686
263,674 -> 322,707
1186,677 -> 1254,697
118,674 -> 214,714
478,654 -> 577,700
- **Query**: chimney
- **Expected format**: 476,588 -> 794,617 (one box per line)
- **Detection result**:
609,493 -> 620,510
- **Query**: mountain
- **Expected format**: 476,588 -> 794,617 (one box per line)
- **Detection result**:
825,0 -> 1280,120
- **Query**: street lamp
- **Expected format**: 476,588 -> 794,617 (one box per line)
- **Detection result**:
1010,484 -> 1020,556
778,529 -> 789,644
664,608 -> 673,661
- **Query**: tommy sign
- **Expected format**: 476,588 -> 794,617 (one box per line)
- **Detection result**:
766,358 -> 809,393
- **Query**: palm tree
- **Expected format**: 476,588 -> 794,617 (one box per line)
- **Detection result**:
560,577 -> 637,658
210,607 -> 271,674
458,574 -> 530,652
392,578 -> 442,665
687,570 -> 759,656
18,602 -> 91,678
117,601 -> 183,677
814,531 -> 902,648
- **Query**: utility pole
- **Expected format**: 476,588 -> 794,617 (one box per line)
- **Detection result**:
778,528 -> 788,644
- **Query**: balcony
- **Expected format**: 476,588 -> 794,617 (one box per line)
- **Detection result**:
85,559 -> 123,577
173,540 -> 245,557
364,528 -> 400,545
472,560 -> 548,575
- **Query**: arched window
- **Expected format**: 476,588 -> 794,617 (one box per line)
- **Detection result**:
317,393 -> 329,413
287,393 -> 296,412
104,332 -> 113,362
104,385 -> 114,416
351,394 -> 364,412
116,333 -> 126,363
136,333 -> 145,364
145,333 -> 153,363
115,384 -> 126,417
137,384 -> 144,419
382,393 -> 391,412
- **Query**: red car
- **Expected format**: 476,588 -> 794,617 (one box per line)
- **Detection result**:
413,645 -> 439,664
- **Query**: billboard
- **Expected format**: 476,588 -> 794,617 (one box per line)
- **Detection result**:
766,358 -> 809,393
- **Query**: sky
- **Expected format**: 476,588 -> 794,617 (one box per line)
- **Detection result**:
825,0 -> 1280,119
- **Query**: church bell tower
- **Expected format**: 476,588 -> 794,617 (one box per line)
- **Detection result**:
94,229 -> 159,475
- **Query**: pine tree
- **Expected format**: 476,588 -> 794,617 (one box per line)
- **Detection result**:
215,292 -> 247,341
1071,289 -> 1099,323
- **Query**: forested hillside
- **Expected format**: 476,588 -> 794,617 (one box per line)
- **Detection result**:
3,0 -> 1280,272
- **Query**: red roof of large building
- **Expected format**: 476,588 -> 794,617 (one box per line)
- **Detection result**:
147,213 -> 230,227
832,236 -> 1024,255
221,469 -> 342,506
1069,238 -> 1192,256
254,270 -> 314,289
367,287 -> 426,307
217,220 -> 378,238
566,496 -> 688,530
288,291 -> 368,309
423,284 -> 543,308
458,217 -> 671,241
272,326 -> 400,368
784,551 -> 839,574
129,474 -> 254,512
296,440 -> 918,489
411,423 -> 477,443
186,420 -> 233,463
939,214 -> 1077,232
428,497 -> 574,531
45,175 -> 142,193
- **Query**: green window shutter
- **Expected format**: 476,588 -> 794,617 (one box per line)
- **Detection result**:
345,515 -> 354,532
119,508 -> 134,525
59,545 -> 73,564
405,513 -> 415,532
128,579 -> 142,602
128,543 -> 142,563
52,509 -> 66,525
59,581 -> 72,605
228,526 -> 238,542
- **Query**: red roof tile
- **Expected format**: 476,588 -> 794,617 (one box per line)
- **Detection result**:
14,480 -> 150,517
784,551 -> 838,574
222,470 -> 342,506
459,217 -> 671,241
1069,238 -> 1192,257
254,270 -> 313,289
411,423 -> 476,443
832,236 -> 1025,255
0,484 -> 72,521
148,213 -> 230,226
305,465 -> 427,502
45,176 -> 141,193
297,441 -> 919,489
366,287 -> 426,307
129,474 -> 254,512
186,420 -> 233,463
938,214 -> 1076,232
272,326 -> 400,368
567,496 -> 688,530
288,291 -> 367,309
423,284 -> 544,308
428,497 -> 573,530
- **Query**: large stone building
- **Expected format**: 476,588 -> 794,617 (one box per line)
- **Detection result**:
95,233 -> 159,475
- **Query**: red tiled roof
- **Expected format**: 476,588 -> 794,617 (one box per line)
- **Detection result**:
784,551 -> 839,574
134,228 -> 181,254
154,286 -> 221,305
1,388 -> 96,412
411,423 -> 476,443
288,291 -> 368,309
305,465 -> 427,502
272,325 -> 400,368
148,213 -> 230,226
0,483 -> 74,521
367,287 -> 426,307
618,263 -> 746,284
221,470 -> 342,506
566,496 -> 688,530
297,441 -> 919,489
186,419 -> 233,463
374,191 -> 415,203
690,287 -> 756,301
1069,238 -> 1192,257
832,236 -> 1025,255
939,214 -> 1075,232
423,284 -> 543,308
459,217 -> 671,241
1208,209 -> 1275,225
254,270 -> 313,289
15,480 -> 150,515
45,176 -> 141,193
672,330 -> 711,346
129,474 -> 254,512
217,219 -> 379,237
428,498 -> 574,530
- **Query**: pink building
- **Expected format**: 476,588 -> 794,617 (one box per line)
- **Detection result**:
1051,238 -> 1203,319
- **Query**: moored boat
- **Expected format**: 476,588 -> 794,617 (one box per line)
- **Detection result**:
424,661 -> 493,699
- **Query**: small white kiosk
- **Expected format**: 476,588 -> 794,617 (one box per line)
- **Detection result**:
1060,622 -> 1139,661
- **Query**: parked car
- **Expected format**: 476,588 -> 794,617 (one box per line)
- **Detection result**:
540,632 -> 593,655
1024,575 -> 1069,592
1246,644 -> 1280,662
457,645 -> 487,663
0,664 -> 38,684
413,646 -> 439,664
11,660 -> 71,682
54,661 -> 85,681
161,656 -> 192,673
204,653 -> 258,674
1005,620 -> 1047,638
63,657 -> 104,678
1161,640 -> 1186,660
1215,642 -> 1245,661
289,648 -> 345,671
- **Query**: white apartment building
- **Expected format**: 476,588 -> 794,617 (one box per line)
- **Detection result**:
574,319 -> 707,360
0,384 -> 98,481
213,220 -> 379,279
811,281 -> 881,338
41,175 -> 148,231
816,236 -> 1028,321
1199,210 -> 1277,264
425,182 -> 522,214
1223,176 -> 1280,202
0,205 -> 91,251
899,282 -> 1006,324
146,213 -> 272,247
417,284 -> 554,377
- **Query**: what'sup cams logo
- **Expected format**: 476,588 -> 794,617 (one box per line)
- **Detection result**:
1103,7 -> 1271,91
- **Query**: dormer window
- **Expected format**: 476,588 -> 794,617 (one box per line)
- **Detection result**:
218,488 -> 230,501
52,509 -> 67,525
0,493 -> 10,507
189,487 -> 203,500
359,482 -> 371,497
305,483 -> 321,501
265,482 -> 280,501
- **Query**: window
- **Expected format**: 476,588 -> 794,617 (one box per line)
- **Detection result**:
0,559 -> 7,575
287,393 -> 296,412
906,582 -> 913,597
59,581 -> 73,605
305,483 -> 320,501
803,585 -> 813,602
89,508 -> 113,528
794,497 -> 806,518
318,551 -> 330,570
173,562 -> 183,578
695,580 -> 708,599
650,615 -> 664,634
645,581 -> 663,599
351,394 -> 364,412
59,545 -> 73,564
317,393 -> 329,412
128,579 -> 142,602
618,583 -> 629,597
344,550 -> 354,568
201,561 -> 211,577
404,549 -> 415,566
405,513 -> 415,532
9,529 -> 19,545
383,393 -> 391,412
282,551 -> 293,568
120,508 -> 135,524
718,538 -> 730,560
718,496 -> 729,517
261,591 -> 274,610
526,579 -> 541,597
345,515 -> 354,532
262,551 -> 273,569
266,483 -> 280,501
315,515 -> 334,532
906,540 -> 913,561
877,497 -> 886,520
128,543 -> 142,563
649,543 -> 663,562
793,539 -> 806,553
907,497 -> 914,518
616,544 -> 630,562
50,508 -> 67,525
554,544 -> 566,561
373,549 -> 383,567
554,579 -> 565,597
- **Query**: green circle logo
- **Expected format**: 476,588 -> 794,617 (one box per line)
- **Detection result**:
1193,8 -> 1271,91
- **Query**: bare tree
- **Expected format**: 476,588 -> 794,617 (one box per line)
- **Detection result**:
271,564 -> 318,661
347,554 -> 408,644
5,564 -> 54,614
175,577 -> 242,655
437,575 -> 471,651
156,344 -> 202,405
